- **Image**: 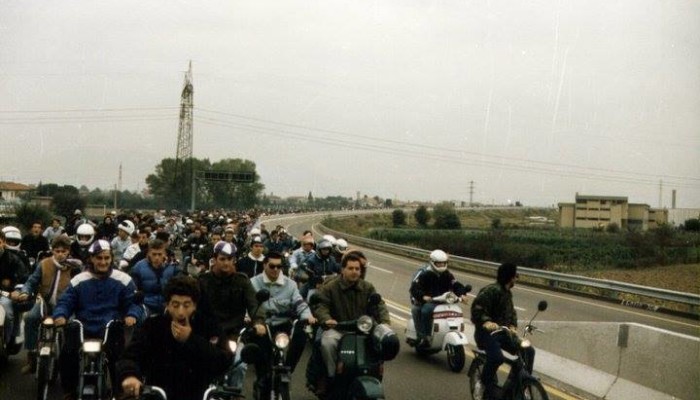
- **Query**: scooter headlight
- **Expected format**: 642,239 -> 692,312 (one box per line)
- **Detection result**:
357,315 -> 374,334
520,339 -> 531,348
82,341 -> 102,353
42,317 -> 55,326
228,340 -> 238,353
274,333 -> 290,349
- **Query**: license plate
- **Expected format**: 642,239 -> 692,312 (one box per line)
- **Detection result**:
39,347 -> 51,356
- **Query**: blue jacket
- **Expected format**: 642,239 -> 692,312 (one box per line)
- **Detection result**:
130,259 -> 181,314
53,268 -> 143,336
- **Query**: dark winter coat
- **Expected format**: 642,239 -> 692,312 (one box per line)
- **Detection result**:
115,313 -> 231,400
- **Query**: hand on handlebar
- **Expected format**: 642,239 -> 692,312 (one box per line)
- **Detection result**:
422,296 -> 432,302
253,323 -> 266,336
483,321 -> 498,331
124,316 -> 137,327
122,376 -> 143,397
307,315 -> 317,325
55,317 -> 67,327
325,319 -> 338,329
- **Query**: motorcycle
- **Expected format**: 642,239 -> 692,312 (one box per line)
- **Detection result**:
203,291 -> 269,400
36,297 -> 64,400
467,300 -> 549,400
313,293 -> 400,400
73,319 -> 123,400
405,283 -> 472,372
0,284 -> 32,364
244,289 -> 295,400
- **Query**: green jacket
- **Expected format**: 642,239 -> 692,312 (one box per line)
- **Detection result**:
312,277 -> 390,326
470,283 -> 517,329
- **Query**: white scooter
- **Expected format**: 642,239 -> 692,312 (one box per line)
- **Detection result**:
405,285 -> 471,373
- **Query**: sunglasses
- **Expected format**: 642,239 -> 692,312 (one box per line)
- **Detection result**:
267,263 -> 284,270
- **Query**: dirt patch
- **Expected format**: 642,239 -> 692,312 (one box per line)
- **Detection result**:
581,263 -> 700,295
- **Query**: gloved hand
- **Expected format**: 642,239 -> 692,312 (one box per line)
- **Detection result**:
483,321 -> 498,331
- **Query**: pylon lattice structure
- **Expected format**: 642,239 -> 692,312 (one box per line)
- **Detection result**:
175,61 -> 194,207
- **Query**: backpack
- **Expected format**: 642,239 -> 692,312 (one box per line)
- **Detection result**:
409,265 -> 430,305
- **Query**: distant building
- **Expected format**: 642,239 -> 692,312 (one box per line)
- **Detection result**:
0,181 -> 33,203
558,194 -> 668,231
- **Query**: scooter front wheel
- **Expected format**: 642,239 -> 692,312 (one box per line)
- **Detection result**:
468,357 -> 485,400
446,344 -> 466,372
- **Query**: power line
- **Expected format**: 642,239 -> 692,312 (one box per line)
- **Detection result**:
195,107 -> 700,183
196,116 -> 699,189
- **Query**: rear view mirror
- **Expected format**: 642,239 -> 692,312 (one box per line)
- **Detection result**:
255,289 -> 270,303
537,300 -> 548,312
368,292 -> 382,306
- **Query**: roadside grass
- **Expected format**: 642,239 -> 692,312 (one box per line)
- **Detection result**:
581,263 -> 700,295
324,208 -> 700,294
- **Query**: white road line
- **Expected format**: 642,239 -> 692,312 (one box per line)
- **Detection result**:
515,306 -> 526,312
390,312 -> 407,322
368,264 -> 394,274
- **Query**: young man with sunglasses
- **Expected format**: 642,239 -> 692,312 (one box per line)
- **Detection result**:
250,251 -> 316,373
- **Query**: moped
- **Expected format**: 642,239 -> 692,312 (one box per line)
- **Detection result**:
467,300 -> 549,400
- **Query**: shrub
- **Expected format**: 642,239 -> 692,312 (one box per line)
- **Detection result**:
391,209 -> 406,227
414,205 -> 430,227
433,202 -> 461,229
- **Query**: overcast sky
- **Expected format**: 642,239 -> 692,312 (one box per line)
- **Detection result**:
1,0 -> 699,207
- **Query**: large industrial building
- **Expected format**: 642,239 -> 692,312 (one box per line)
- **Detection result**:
558,194 -> 668,230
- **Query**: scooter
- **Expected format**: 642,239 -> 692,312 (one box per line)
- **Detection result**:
309,293 -> 400,400
467,300 -> 549,400
405,283 -> 472,372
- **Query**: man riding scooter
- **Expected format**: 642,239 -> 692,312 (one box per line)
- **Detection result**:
409,250 -> 469,348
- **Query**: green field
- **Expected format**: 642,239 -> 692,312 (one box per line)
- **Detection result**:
323,208 -> 700,272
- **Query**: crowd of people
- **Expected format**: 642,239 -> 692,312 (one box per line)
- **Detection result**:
0,208 -> 524,400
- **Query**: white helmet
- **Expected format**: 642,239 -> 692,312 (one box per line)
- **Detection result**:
336,238 -> 348,252
2,226 -> 22,251
429,249 -> 449,272
250,227 -> 261,236
76,223 -> 96,246
322,235 -> 337,246
118,220 -> 135,236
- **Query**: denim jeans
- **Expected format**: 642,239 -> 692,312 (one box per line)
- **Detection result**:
23,301 -> 42,350
0,296 -> 14,344
226,343 -> 248,391
411,303 -> 437,339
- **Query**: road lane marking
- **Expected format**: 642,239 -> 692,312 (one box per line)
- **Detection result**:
368,264 -> 394,274
390,313 -> 407,322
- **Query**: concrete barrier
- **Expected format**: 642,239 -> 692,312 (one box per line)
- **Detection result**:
531,321 -> 699,400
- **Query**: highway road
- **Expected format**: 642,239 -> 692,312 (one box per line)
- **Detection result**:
1,212 -> 697,400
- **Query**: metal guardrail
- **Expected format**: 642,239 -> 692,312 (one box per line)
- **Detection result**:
318,223 -> 700,316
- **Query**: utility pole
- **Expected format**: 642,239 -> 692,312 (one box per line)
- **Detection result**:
469,180 -> 474,207
175,61 -> 194,210
114,163 -> 122,211
658,179 -> 663,208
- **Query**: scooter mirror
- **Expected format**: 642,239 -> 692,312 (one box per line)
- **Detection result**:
537,300 -> 548,312
368,292 -> 382,306
255,289 -> 271,303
